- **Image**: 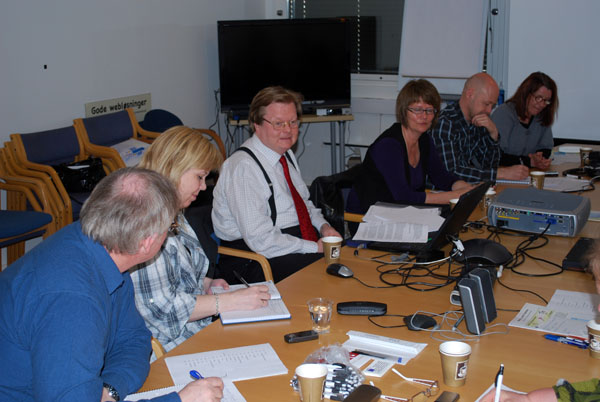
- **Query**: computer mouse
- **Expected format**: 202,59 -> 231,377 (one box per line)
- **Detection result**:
326,263 -> 354,278
403,314 -> 437,331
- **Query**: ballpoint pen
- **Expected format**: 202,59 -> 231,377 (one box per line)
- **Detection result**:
233,270 -> 250,288
190,370 -> 204,380
544,334 -> 588,349
494,364 -> 504,402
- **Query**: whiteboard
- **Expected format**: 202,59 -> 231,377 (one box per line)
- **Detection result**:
507,1 -> 599,141
398,0 -> 487,94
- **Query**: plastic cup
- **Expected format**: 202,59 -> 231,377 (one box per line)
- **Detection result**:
439,341 -> 471,387
322,236 -> 342,265
295,363 -> 328,402
529,171 -> 545,190
449,198 -> 459,209
307,298 -> 333,333
588,320 -> 600,359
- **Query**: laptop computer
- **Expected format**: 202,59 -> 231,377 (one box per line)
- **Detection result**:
368,182 -> 492,258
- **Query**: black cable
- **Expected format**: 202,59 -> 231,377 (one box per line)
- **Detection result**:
496,277 -> 548,305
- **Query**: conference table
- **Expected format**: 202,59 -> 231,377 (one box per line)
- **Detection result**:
139,165 -> 600,401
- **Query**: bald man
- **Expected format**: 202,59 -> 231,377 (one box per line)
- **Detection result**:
429,73 -> 529,183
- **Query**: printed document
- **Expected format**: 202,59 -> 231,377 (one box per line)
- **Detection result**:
165,343 -> 288,385
509,290 -> 599,338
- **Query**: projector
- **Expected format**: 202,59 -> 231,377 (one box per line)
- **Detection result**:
488,187 -> 590,237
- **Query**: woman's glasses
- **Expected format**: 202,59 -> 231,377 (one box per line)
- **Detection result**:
380,369 -> 439,402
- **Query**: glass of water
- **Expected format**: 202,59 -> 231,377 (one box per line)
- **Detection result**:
307,298 -> 334,333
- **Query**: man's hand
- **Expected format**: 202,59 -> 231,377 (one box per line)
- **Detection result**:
471,113 -> 499,141
497,165 -> 529,180
179,377 -> 224,402
317,224 -> 342,253
529,152 -> 552,170
101,387 -> 117,402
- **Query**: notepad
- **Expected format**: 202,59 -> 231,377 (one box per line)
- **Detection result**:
212,281 -> 291,324
219,298 -> 291,324
125,381 -> 246,402
211,280 -> 281,299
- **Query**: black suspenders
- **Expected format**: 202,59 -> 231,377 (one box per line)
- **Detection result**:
237,147 -> 297,226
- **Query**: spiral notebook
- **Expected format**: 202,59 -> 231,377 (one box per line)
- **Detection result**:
125,381 -> 245,401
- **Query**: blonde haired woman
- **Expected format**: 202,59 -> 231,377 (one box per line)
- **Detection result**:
130,126 -> 270,357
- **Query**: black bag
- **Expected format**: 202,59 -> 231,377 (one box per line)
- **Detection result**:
52,157 -> 106,193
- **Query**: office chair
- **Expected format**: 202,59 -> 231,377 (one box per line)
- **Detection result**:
9,124 -> 112,225
140,109 -> 227,159
74,108 -> 161,170
1,181 -> 53,266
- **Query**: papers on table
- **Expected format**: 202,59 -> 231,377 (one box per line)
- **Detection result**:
211,280 -> 281,300
212,281 -> 290,324
509,290 -> 600,338
125,381 -> 245,402
165,343 -> 288,385
127,343 -> 286,402
342,330 -> 427,367
352,205 -> 444,243
543,177 -> 590,192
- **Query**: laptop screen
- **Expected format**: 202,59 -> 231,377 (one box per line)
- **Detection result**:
428,181 -> 492,251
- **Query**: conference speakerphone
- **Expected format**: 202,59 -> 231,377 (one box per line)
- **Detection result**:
488,187 -> 590,237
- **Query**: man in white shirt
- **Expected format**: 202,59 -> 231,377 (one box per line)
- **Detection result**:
212,86 -> 341,283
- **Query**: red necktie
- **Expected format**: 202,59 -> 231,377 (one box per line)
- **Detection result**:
279,156 -> 318,241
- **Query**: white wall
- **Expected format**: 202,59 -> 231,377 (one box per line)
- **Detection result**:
0,0 -> 262,143
507,0 -> 599,141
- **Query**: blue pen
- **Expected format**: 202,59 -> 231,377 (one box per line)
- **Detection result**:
544,334 -> 588,349
190,370 -> 204,380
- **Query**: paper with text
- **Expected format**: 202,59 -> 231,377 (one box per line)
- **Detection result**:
211,280 -> 281,300
352,221 -> 428,243
125,380 -> 245,402
165,343 -> 288,386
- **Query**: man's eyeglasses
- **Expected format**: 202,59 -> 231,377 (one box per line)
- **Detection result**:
383,369 -> 439,402
168,218 -> 179,235
263,118 -> 301,130
407,107 -> 437,116
532,95 -> 551,105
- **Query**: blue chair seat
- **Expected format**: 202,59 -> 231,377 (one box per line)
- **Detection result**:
0,210 -> 53,247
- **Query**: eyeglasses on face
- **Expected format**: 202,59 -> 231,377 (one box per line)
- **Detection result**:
532,95 -> 551,105
407,107 -> 437,116
263,118 -> 301,130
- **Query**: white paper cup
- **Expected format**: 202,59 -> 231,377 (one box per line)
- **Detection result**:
296,363 -> 328,402
449,198 -> 459,209
529,171 -> 545,190
322,236 -> 342,265
439,341 -> 471,387
588,320 -> 600,359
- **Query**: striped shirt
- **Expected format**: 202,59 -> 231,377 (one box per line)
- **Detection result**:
429,101 -> 501,183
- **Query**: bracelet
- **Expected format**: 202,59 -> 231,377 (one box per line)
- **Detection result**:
215,294 -> 220,315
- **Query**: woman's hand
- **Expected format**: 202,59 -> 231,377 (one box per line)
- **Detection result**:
529,152 -> 552,170
204,278 -> 229,295
222,285 -> 271,311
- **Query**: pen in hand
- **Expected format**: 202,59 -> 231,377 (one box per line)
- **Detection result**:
494,363 -> 504,402
233,270 -> 250,288
190,370 -> 204,380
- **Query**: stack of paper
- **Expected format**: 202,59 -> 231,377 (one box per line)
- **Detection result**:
211,281 -> 290,325
352,204 -> 444,243
342,330 -> 427,366
508,289 -> 600,338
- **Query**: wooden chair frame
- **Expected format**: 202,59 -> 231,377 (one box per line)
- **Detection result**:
74,108 -> 161,171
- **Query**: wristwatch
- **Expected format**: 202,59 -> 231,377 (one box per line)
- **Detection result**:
103,383 -> 121,401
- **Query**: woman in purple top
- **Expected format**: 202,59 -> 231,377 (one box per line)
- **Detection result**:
347,79 -> 473,214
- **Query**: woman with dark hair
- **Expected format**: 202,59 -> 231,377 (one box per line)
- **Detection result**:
346,79 -> 472,214
492,72 -> 559,169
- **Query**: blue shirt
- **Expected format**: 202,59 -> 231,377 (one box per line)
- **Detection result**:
0,223 -> 178,402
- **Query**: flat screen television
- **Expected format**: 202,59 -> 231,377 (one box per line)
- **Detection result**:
217,18 -> 351,118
